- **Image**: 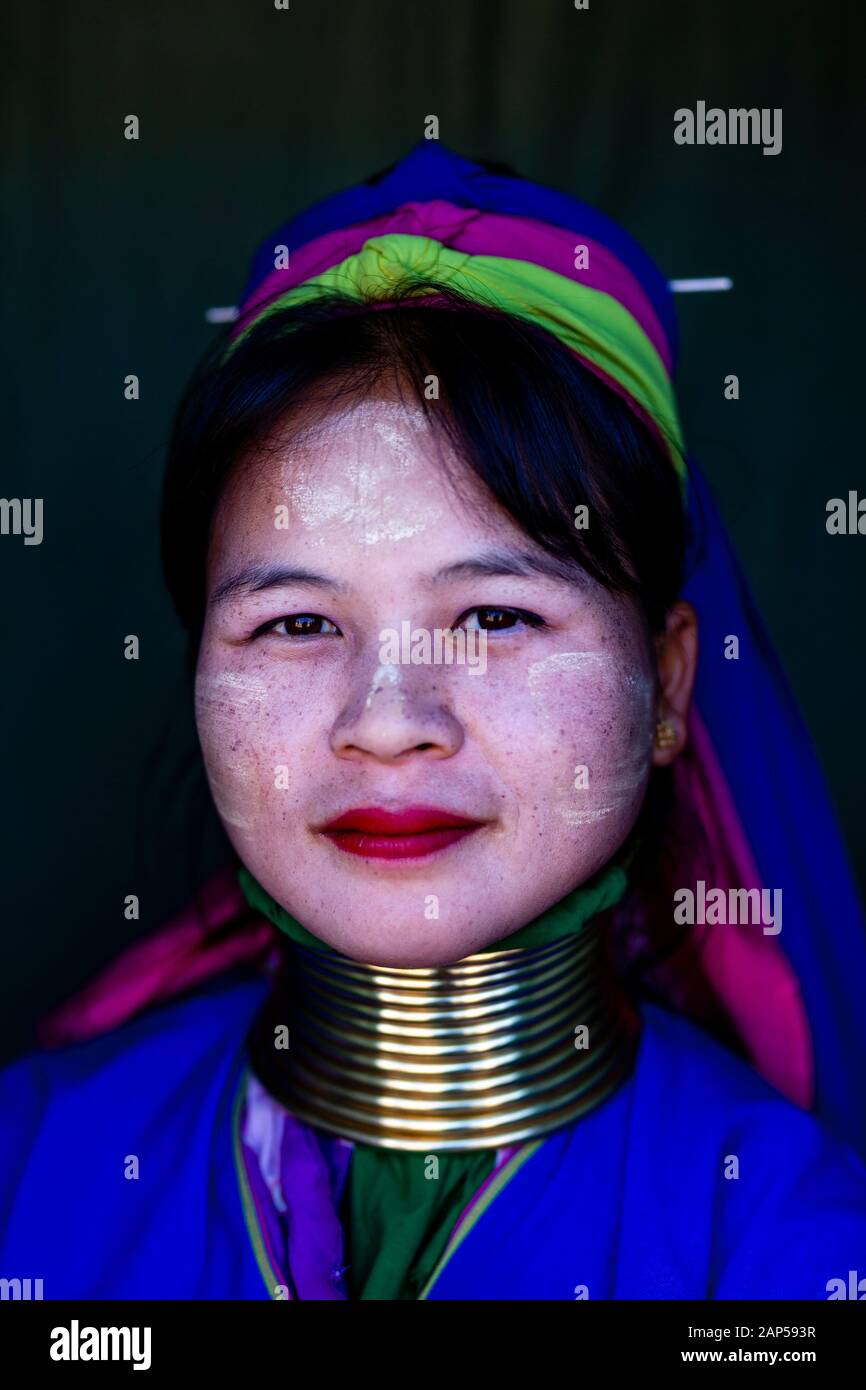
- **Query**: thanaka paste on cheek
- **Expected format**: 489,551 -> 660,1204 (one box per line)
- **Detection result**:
199,670 -> 269,707
525,644 -> 655,832
194,672 -> 262,831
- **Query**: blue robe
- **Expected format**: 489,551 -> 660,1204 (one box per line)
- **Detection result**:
1,972 -> 865,1299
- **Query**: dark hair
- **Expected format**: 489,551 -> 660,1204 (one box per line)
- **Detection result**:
161,282 -> 686,655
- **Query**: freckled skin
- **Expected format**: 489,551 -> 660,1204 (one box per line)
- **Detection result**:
195,393 -> 663,967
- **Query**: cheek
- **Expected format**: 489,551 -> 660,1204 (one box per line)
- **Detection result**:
494,652 -> 656,840
193,666 -> 317,833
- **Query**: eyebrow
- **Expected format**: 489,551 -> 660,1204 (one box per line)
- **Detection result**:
425,548 -> 589,588
210,563 -> 352,606
210,547 -> 587,606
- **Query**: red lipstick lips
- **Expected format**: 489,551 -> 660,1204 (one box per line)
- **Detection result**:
320,805 -> 484,860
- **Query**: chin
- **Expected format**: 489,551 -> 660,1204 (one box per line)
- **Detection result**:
331,930 -> 482,969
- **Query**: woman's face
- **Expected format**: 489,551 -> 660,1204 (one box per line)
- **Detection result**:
195,391 -> 660,965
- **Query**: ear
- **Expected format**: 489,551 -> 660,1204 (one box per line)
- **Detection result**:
651,600 -> 699,766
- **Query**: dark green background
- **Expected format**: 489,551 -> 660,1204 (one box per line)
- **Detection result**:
1,0 -> 863,1061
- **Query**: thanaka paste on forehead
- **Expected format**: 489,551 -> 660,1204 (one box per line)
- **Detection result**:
277,397 -> 446,545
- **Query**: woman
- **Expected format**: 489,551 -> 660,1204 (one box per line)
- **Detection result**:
3,142 -> 866,1301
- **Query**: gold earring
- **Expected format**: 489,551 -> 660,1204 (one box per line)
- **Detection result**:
655,719 -> 677,750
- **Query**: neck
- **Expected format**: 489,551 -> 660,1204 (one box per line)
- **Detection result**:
243,863 -> 640,1152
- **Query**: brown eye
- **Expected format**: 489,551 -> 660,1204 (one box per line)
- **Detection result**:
476,608 -> 518,631
255,614 -> 340,638
457,607 -> 546,632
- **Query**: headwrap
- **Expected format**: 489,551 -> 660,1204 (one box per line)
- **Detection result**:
229,207 -> 685,480
41,141 -> 866,1164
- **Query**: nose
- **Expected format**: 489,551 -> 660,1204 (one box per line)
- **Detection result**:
329,661 -> 464,765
